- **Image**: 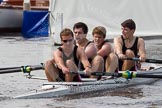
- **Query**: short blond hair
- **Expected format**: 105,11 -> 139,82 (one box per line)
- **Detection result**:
60,28 -> 74,40
92,26 -> 106,38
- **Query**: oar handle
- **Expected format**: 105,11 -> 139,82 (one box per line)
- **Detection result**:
70,71 -> 86,75
124,57 -> 140,61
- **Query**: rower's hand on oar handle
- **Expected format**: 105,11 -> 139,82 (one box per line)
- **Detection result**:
118,54 -> 127,60
84,66 -> 92,75
61,66 -> 69,74
130,57 -> 146,62
139,56 -> 146,62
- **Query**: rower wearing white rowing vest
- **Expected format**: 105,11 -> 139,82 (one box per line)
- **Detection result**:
114,19 -> 146,71
73,22 -> 104,78
45,28 -> 92,82
92,26 -> 118,72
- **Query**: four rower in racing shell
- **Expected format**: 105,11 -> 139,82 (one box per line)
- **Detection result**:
45,19 -> 146,82
114,19 -> 146,71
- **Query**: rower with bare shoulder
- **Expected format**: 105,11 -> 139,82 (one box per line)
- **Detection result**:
73,22 -> 104,78
114,19 -> 146,71
92,26 -> 118,72
45,28 -> 92,82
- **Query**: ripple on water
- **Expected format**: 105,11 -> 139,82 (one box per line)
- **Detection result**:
55,87 -> 144,102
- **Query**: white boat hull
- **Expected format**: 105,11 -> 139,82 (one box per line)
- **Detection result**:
14,73 -> 160,99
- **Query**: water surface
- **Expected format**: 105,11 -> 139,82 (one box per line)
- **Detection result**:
0,36 -> 162,108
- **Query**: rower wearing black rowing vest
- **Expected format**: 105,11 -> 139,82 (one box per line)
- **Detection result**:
119,36 -> 139,70
114,19 -> 146,71
56,46 -> 80,81
73,22 -> 104,78
44,28 -> 92,82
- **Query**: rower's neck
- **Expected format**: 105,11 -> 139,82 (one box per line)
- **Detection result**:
125,36 -> 134,43
63,44 -> 74,52
78,38 -> 89,48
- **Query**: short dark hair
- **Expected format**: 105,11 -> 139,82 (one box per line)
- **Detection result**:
60,28 -> 73,40
121,19 -> 136,30
73,22 -> 88,34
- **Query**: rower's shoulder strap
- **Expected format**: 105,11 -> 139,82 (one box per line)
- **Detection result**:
73,45 -> 79,65
58,47 -> 62,51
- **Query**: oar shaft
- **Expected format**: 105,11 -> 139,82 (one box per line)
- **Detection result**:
0,67 -> 20,70
124,57 -> 162,64
145,59 -> 162,64
0,68 -> 22,74
91,71 -> 162,79
29,65 -> 44,71
0,64 -> 44,74
136,74 -> 162,78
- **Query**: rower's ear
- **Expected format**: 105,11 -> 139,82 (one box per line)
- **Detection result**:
131,29 -> 135,34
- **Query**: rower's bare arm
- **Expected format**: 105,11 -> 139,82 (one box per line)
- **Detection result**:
85,43 -> 97,59
114,37 -> 125,58
138,38 -> 146,62
53,50 -> 66,70
78,47 -> 91,69
97,42 -> 112,57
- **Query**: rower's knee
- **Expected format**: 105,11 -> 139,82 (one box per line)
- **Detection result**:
94,55 -> 104,63
65,60 -> 77,70
125,49 -> 135,57
109,53 -> 118,60
45,59 -> 55,67
66,59 -> 73,66
44,60 -> 56,82
92,55 -> 104,72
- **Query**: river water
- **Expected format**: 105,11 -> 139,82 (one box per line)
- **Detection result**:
0,35 -> 162,108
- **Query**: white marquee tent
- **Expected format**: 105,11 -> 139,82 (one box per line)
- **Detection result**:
49,0 -> 162,42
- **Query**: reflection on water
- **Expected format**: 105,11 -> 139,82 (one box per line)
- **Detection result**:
55,87 -> 144,102
105,87 -> 143,99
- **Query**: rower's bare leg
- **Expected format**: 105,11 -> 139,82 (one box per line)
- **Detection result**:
122,50 -> 135,71
91,55 -> 104,78
45,59 -> 60,82
65,60 -> 78,82
106,53 -> 118,72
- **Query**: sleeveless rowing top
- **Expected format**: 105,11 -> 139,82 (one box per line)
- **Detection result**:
100,39 -> 109,59
96,39 -> 109,71
121,36 -> 138,56
58,45 -> 79,66
79,41 -> 92,70
119,36 -> 139,71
